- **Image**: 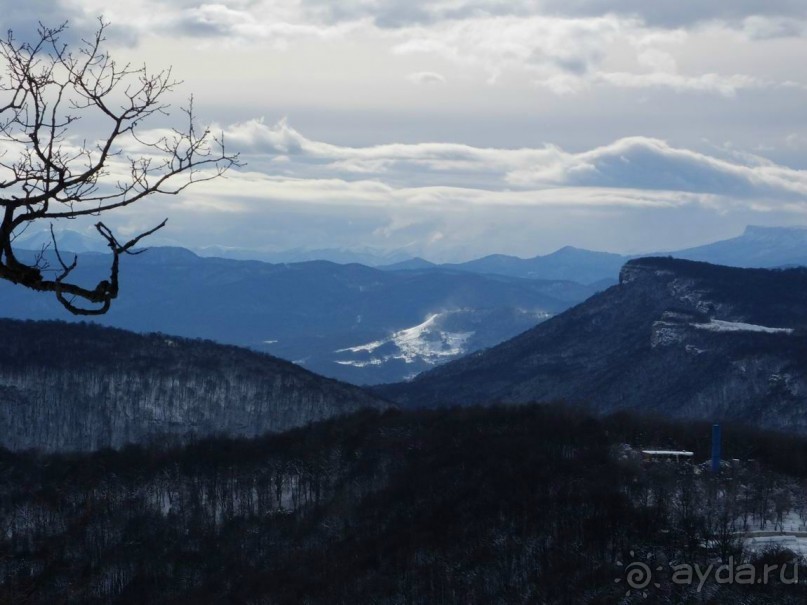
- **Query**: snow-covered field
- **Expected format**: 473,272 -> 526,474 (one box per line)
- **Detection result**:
744,534 -> 807,557
740,512 -> 807,556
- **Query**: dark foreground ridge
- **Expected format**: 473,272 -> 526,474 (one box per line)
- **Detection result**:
378,258 -> 807,432
3,405 -> 807,604
0,319 -> 388,452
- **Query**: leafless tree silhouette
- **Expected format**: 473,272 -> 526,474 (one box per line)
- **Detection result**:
0,19 -> 240,314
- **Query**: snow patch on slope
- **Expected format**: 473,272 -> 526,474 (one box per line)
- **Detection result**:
694,319 -> 793,335
334,359 -> 385,368
336,313 -> 474,367
651,321 -> 686,347
393,314 -> 473,363
338,340 -> 385,354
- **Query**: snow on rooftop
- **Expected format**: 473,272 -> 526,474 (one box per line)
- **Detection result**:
641,450 -> 694,456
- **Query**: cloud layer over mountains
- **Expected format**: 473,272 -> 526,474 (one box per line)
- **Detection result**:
3,1 -> 806,258
86,118 -> 805,260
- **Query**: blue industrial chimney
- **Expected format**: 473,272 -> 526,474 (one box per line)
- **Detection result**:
711,424 -> 722,474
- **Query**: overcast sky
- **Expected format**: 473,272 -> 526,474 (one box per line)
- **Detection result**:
9,0 -> 807,260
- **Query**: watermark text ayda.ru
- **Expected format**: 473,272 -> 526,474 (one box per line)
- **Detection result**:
616,552 -> 799,597
671,557 -> 798,592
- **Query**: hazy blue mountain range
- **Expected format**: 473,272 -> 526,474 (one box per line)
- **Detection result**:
6,224 -> 806,385
0,248 -> 599,384
18,224 -> 807,279
194,244 -> 417,266
381,246 -> 626,285
671,225 -> 807,268
378,258 -> 807,433
14,227 -> 111,254
14,228 -> 417,266
0,319 -> 388,452
380,226 -> 807,283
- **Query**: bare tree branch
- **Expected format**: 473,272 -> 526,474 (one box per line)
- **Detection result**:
0,18 -> 242,314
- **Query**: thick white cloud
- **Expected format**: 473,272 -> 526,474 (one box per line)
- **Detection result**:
393,15 -> 625,84
215,119 -> 807,201
8,1 -> 805,258
52,0 -> 805,97
390,15 -> 802,95
742,16 -> 807,40
593,72 -> 765,97
96,117 -> 807,261
293,0 -> 807,30
508,137 -> 807,198
540,0 -> 807,29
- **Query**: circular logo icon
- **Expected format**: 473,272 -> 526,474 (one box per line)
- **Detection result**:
615,550 -> 662,598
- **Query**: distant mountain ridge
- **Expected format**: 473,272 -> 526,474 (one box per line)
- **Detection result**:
0,319 -> 388,452
14,229 -> 419,266
18,224 -> 807,281
0,249 -> 599,384
378,258 -> 807,433
671,225 -> 807,268
378,246 -> 626,284
378,225 -> 807,284
194,244 -> 417,266
440,246 -> 627,284
7,225 -> 806,385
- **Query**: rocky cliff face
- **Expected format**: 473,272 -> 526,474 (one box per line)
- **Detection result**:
0,320 -> 388,452
378,258 -> 807,433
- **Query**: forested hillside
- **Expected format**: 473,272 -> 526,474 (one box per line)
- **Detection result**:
2,405 -> 807,604
0,319 -> 387,452
380,258 -> 807,432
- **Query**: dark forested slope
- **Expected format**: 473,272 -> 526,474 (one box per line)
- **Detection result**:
0,319 -> 387,451
2,405 -> 807,604
379,258 -> 807,432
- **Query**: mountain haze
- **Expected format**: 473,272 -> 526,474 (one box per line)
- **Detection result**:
440,246 -> 627,284
671,225 -> 807,268
6,225 -> 807,386
0,248 -> 597,384
378,225 -> 807,283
